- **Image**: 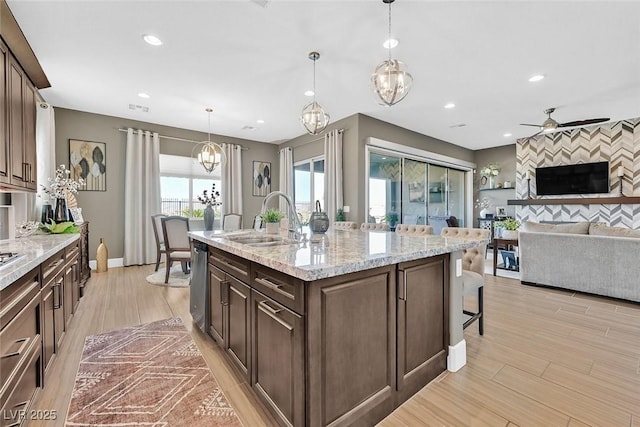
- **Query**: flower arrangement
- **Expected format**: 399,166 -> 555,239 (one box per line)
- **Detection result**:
480,163 -> 500,176
40,164 -> 85,200
197,183 -> 221,206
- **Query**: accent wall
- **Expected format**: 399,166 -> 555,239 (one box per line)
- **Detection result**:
516,117 -> 640,228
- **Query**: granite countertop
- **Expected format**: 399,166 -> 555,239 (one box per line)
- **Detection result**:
189,229 -> 489,281
0,233 -> 80,290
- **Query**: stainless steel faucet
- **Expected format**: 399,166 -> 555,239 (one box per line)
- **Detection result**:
260,191 -> 305,241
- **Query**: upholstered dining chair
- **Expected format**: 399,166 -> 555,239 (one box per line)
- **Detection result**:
395,224 -> 434,236
151,214 -> 168,271
360,222 -> 391,231
332,221 -> 359,230
441,227 -> 490,335
222,213 -> 242,231
160,216 -> 192,284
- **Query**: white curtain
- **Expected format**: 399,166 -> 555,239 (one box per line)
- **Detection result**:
324,130 -> 343,221
279,147 -> 293,215
33,102 -> 56,221
123,129 -> 161,266
221,143 -> 243,220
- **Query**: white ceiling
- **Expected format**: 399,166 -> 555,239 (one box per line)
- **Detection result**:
8,1 -> 640,150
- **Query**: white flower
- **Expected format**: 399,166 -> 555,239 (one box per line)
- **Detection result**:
40,164 -> 85,199
480,163 -> 500,176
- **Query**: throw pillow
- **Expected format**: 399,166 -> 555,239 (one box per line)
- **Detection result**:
589,223 -> 640,238
521,221 -> 590,234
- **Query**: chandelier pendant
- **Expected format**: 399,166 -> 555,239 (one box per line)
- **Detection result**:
193,108 -> 225,173
300,51 -> 330,135
371,0 -> 413,106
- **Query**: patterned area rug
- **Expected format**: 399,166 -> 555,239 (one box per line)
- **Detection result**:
66,318 -> 242,426
146,265 -> 191,287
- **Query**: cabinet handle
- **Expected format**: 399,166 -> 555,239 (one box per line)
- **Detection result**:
1,337 -> 29,359
259,300 -> 282,315
398,270 -> 407,301
255,276 -> 294,299
53,280 -> 63,309
219,257 -> 247,277
220,280 -> 230,306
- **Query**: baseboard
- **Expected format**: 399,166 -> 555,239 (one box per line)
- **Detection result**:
89,258 -> 124,269
447,339 -> 466,372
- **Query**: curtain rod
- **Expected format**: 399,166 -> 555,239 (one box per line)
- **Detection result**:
283,128 -> 345,150
117,128 -> 249,150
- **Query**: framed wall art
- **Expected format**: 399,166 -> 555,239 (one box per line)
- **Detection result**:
69,139 -> 106,191
253,161 -> 271,196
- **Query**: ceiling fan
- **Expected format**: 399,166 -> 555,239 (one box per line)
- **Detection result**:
520,108 -> 610,138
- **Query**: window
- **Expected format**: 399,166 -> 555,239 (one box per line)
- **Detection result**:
160,154 -> 221,218
294,157 -> 324,224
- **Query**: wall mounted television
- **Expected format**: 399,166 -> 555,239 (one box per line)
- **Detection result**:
535,161 -> 609,195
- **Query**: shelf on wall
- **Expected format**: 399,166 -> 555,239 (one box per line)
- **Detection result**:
507,196 -> 640,206
479,187 -> 515,192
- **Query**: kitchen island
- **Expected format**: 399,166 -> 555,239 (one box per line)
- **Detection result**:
189,228 -> 487,427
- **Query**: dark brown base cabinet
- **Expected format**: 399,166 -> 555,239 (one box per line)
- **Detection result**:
1,235 -> 86,426
206,247 -> 449,427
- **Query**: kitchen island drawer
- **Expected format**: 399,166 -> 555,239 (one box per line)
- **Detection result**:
209,247 -> 250,283
252,264 -> 304,315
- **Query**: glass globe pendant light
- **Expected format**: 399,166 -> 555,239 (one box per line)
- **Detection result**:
300,51 -> 330,135
371,0 -> 413,106
194,108 -> 225,173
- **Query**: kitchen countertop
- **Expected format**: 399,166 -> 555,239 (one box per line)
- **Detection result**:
0,233 -> 80,290
189,229 -> 488,281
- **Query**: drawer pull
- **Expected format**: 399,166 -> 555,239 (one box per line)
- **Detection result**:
219,257 -> 247,277
44,258 -> 64,277
259,300 -> 282,315
255,276 -> 294,299
53,280 -> 63,309
1,337 -> 29,359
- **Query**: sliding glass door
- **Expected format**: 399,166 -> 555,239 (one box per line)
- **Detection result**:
367,150 -> 468,231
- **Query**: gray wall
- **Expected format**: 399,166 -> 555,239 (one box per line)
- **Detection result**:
54,108 -> 278,259
279,114 -> 477,224
473,144 -> 517,220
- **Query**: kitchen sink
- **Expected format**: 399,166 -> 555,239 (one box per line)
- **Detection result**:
225,233 -> 297,247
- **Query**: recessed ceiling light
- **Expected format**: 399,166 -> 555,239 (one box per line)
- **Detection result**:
383,38 -> 398,49
257,119 -> 265,124
143,34 -> 163,46
444,103 -> 456,109
138,92 -> 150,99
503,133 -> 512,137
528,74 -> 545,82
304,90 -> 314,97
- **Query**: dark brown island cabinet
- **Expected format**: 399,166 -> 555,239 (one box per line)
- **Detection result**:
205,246 -> 449,427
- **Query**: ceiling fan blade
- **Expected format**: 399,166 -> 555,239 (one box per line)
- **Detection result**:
519,123 -> 542,127
558,118 -> 610,128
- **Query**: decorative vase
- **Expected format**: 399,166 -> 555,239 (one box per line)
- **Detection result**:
502,230 -> 518,240
96,238 -> 108,273
41,204 -> 53,224
489,175 -> 496,189
53,197 -> 70,222
265,222 -> 279,234
203,204 -> 214,231
479,208 -> 488,219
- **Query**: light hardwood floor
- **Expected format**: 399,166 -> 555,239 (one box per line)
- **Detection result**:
28,265 -> 640,427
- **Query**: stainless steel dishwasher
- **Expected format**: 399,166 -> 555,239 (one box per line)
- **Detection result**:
190,240 -> 209,333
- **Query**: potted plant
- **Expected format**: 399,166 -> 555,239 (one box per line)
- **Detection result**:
385,212 -> 398,231
496,217 -> 520,240
261,209 -> 284,234
336,208 -> 346,222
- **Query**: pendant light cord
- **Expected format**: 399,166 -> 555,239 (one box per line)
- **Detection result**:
388,1 -> 392,62
313,57 -> 317,103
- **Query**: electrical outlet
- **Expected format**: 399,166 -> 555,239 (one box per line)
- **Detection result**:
343,206 -> 350,213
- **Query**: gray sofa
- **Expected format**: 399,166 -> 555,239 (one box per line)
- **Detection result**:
519,222 -> 640,302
